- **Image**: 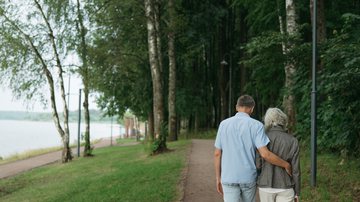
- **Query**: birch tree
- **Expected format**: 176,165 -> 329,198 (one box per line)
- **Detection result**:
75,0 -> 92,156
144,0 -> 167,152
0,0 -> 72,162
282,0 -> 298,132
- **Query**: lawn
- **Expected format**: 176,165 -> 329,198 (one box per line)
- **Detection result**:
300,147 -> 360,202
0,140 -> 191,202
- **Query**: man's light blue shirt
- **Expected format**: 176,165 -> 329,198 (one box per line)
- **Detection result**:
215,112 -> 269,184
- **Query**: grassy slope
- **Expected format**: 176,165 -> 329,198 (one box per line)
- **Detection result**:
300,149 -> 360,201
0,140 -> 190,202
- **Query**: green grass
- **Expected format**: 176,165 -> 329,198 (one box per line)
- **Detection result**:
300,147 -> 360,202
0,140 -> 191,202
182,129 -> 217,139
116,137 -> 138,144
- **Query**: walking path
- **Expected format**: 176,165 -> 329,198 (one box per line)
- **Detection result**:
183,139 -> 223,202
183,139 -> 260,202
0,137 -> 137,179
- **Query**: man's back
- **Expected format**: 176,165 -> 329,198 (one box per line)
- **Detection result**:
215,112 -> 269,184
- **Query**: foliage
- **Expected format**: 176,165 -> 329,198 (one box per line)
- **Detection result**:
184,130 -> 217,139
241,32 -> 286,117
300,145 -> 360,201
1,0 -> 360,158
317,13 -> 360,156
294,13 -> 360,156
87,0 -> 152,120
151,123 -> 168,154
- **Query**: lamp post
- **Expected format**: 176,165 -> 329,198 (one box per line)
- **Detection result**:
77,89 -> 82,157
311,0 -> 318,187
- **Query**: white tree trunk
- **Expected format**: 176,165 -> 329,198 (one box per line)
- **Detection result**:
145,0 -> 164,138
282,0 -> 298,132
34,0 -> 72,162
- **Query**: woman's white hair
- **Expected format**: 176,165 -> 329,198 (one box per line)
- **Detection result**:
264,108 -> 288,132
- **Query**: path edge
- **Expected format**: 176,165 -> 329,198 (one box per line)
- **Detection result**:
175,140 -> 193,202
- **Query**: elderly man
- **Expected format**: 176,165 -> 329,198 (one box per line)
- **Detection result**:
214,95 -> 292,202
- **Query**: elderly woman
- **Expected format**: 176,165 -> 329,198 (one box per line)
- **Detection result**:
257,108 -> 300,202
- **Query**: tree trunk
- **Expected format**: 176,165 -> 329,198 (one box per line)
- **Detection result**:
145,0 -> 166,152
34,0 -> 72,162
167,0 -> 177,141
76,0 -> 92,157
282,0 -> 298,133
83,85 -> 92,156
310,0 -> 326,43
2,1 -> 72,162
148,110 -> 155,141
219,0 -> 229,121
310,0 -> 326,89
154,0 -> 163,75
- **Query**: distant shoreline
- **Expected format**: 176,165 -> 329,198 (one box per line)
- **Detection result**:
0,110 -> 119,123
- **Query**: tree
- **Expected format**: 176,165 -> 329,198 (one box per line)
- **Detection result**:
144,0 -> 167,152
0,1 -> 72,162
75,0 -> 92,156
282,0 -> 298,132
167,0 -> 177,141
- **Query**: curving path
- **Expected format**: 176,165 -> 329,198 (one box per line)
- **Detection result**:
0,137 -> 137,179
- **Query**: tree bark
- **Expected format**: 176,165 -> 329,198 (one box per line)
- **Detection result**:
148,109 -> 155,141
154,0 -> 163,75
145,0 -> 166,152
219,1 -> 228,121
34,0 -> 72,162
310,0 -> 326,43
76,0 -> 92,157
167,0 -> 177,141
282,0 -> 298,133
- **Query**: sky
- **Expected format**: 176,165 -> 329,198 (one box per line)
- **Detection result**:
0,76 -> 99,112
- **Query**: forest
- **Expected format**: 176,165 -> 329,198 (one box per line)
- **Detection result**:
0,0 -> 359,160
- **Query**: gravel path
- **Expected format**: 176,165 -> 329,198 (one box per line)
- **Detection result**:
182,139 -> 260,202
183,139 -> 223,202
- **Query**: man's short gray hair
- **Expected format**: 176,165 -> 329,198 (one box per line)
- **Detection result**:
264,108 -> 288,132
236,95 -> 255,107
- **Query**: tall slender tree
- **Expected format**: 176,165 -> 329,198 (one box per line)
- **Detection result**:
144,0 -> 167,152
167,0 -> 177,141
75,0 -> 92,156
282,0 -> 298,132
0,1 -> 72,162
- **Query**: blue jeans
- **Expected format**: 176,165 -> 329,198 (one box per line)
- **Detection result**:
222,182 -> 256,202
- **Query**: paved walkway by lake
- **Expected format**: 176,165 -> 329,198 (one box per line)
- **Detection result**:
0,137 -> 137,179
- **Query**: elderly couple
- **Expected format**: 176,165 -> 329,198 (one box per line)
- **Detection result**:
214,95 -> 300,202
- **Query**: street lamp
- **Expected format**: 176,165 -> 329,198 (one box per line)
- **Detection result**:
311,0 -> 318,187
77,89 -> 82,157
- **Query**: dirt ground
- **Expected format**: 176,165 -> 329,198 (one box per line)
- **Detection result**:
182,139 -> 223,202
182,139 -> 260,202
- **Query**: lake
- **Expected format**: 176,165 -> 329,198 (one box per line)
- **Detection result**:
0,120 -> 124,158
